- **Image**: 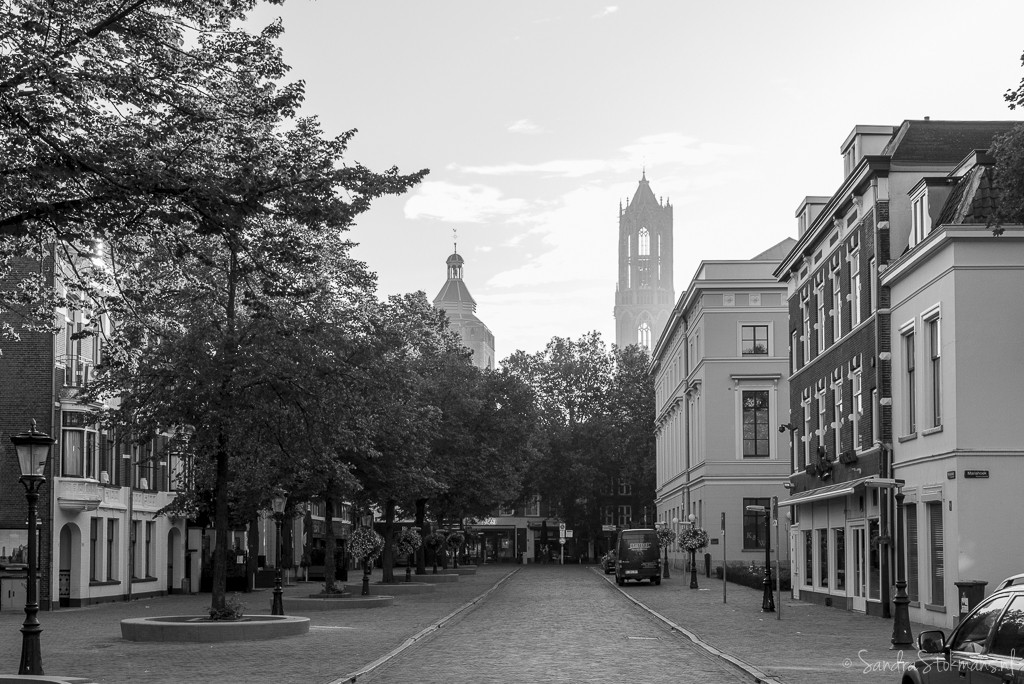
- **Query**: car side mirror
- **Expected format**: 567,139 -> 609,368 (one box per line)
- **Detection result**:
918,630 -> 946,654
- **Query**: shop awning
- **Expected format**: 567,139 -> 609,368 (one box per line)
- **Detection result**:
777,476 -> 903,507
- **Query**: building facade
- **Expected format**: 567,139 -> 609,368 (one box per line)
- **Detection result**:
433,249 -> 495,370
652,245 -> 794,574
615,173 -> 674,350
883,150 -> 1024,628
775,120 -> 1016,617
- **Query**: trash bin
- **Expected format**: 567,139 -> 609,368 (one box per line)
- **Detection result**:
954,580 -> 988,623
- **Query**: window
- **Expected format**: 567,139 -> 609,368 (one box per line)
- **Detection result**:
928,501 -> 944,605
990,595 -> 1024,656
790,329 -> 798,371
130,521 -> 139,579
871,388 -> 880,444
850,249 -> 862,327
817,388 -> 826,452
106,519 -> 117,581
617,505 -> 632,527
62,412 -> 98,479
802,399 -> 812,469
831,270 -> 842,342
904,330 -> 917,434
911,195 -> 927,247
742,390 -> 770,458
851,370 -> 863,451
927,317 -> 941,428
618,480 -> 632,496
804,531 -> 813,586
818,529 -> 829,588
743,498 -> 770,549
498,504 -> 515,516
906,503 -> 919,602
145,521 -> 155,578
868,257 -> 876,314
638,321 -> 651,349
524,494 -> 540,517
90,518 -> 101,582
741,325 -> 768,356
638,227 -> 650,255
834,528 -> 845,590
801,300 -> 811,362
816,284 -> 826,352
833,383 -> 843,457
949,595 -> 1010,653
603,506 -> 615,526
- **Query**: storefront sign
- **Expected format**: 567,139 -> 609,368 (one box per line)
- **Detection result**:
947,471 -> 956,479
964,470 -> 990,479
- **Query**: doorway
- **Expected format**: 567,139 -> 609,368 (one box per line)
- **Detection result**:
850,524 -> 867,612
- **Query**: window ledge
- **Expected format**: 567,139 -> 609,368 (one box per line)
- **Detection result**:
89,580 -> 121,587
132,576 -> 159,584
898,433 -> 918,443
925,603 -> 947,613
922,425 -> 943,436
909,600 -> 921,608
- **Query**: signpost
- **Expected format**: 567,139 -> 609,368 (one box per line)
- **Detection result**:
721,512 -> 726,604
559,523 -> 566,565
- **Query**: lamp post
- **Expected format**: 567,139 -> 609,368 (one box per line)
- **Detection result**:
687,513 -> 698,589
10,420 -> 55,676
746,504 -> 775,612
270,494 -> 287,616
671,517 -> 678,580
657,521 -> 671,580
891,482 -> 914,648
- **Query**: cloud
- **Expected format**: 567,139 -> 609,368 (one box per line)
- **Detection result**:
593,6 -> 618,18
403,181 -> 528,223
451,132 -> 749,178
507,118 -> 543,134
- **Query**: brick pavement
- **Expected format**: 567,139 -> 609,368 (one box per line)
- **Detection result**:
358,564 -> 750,684
0,565 -> 513,684
615,568 -> 929,684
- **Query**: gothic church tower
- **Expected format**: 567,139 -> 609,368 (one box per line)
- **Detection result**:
614,172 -> 674,349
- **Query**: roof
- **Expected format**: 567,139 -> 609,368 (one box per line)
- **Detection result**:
751,237 -> 797,261
433,278 -> 476,309
883,120 -> 1019,164
935,161 -> 999,225
630,174 -> 659,207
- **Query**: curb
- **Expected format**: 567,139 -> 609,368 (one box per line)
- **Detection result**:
329,568 -> 520,684
595,568 -> 783,684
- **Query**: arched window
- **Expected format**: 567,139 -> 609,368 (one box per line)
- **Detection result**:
638,321 -> 651,349
638,228 -> 650,256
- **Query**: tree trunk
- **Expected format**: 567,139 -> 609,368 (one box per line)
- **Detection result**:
211,447 -> 229,612
324,494 -> 337,592
415,498 -> 427,575
382,499 -> 396,583
246,515 -> 259,591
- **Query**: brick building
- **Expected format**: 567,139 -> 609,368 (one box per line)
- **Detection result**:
774,120 -> 1016,616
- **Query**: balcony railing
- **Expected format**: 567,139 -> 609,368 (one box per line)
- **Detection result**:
56,478 -> 102,513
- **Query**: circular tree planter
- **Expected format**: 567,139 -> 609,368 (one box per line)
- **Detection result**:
355,581 -> 436,594
407,573 -> 458,583
120,615 -> 309,642
452,566 -> 477,575
282,594 -> 394,611
0,677 -> 98,683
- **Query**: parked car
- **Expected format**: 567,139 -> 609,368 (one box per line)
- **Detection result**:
601,551 -> 617,574
902,573 -> 1024,684
614,528 -> 660,586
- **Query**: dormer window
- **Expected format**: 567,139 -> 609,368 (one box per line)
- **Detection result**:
910,191 -> 928,248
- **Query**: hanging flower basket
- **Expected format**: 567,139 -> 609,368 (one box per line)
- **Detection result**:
349,526 -> 385,564
679,527 -> 710,552
655,527 -> 677,548
445,531 -> 464,549
423,531 -> 446,551
395,528 -> 422,558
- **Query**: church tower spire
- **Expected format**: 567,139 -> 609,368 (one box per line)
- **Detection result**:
433,240 -> 495,369
613,173 -> 674,350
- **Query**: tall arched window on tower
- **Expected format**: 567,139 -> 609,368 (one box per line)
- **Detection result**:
638,321 -> 651,349
638,228 -> 650,256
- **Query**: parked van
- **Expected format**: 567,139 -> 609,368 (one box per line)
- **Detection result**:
615,528 -> 661,585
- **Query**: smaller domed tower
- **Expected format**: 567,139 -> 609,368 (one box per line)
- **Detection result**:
432,246 -> 495,369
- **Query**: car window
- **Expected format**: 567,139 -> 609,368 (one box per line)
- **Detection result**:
990,595 -> 1024,657
949,595 -> 1010,653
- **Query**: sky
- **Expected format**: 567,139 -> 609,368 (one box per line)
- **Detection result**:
247,1 -> 1024,362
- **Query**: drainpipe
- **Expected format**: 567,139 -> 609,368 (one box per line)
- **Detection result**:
871,176 -> 892,618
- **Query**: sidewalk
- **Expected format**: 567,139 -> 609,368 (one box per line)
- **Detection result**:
615,568 -> 929,684
0,565 -> 512,684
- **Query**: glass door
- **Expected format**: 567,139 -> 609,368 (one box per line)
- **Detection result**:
851,524 -> 867,612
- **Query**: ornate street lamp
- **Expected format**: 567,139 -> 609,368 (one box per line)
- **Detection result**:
687,514 -> 698,589
746,504 -> 775,612
270,494 -> 287,616
10,420 -> 55,675
891,482 -> 914,647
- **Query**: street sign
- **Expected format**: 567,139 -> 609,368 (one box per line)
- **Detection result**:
559,539 -> 565,545
565,530 -> 573,538
964,470 -> 990,478
601,524 -> 616,532
558,522 -> 566,531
